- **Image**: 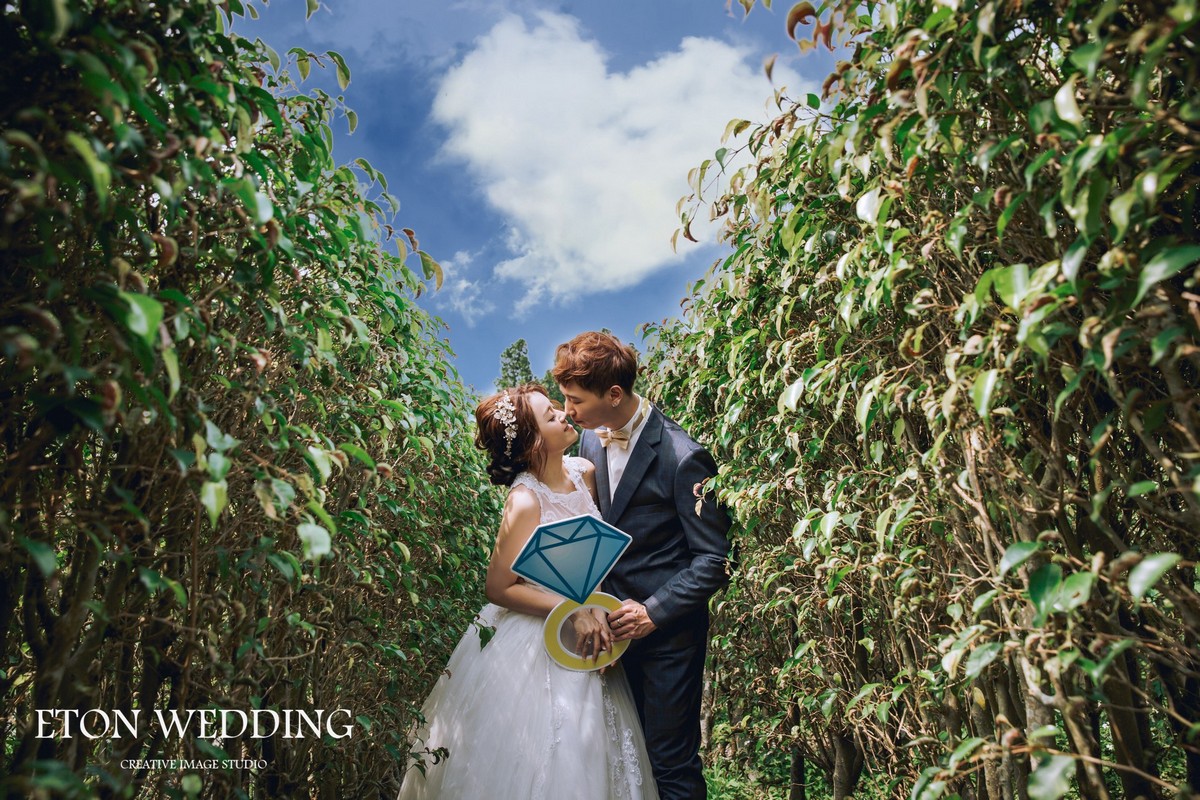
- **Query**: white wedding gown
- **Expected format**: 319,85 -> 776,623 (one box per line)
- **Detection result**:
397,457 -> 659,800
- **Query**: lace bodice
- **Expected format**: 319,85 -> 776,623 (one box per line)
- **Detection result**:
510,457 -> 600,523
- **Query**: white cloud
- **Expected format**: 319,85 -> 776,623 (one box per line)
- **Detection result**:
437,250 -> 495,327
432,12 -> 810,311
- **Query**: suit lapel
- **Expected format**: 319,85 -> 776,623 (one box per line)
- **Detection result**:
583,430 -> 611,516
607,409 -> 662,522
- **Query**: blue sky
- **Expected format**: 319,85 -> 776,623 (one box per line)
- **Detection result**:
237,1 -> 832,392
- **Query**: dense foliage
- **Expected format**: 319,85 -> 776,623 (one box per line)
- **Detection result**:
1,1 -> 500,797
648,0 -> 1199,797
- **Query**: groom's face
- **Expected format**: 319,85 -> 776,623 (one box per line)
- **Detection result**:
557,382 -> 613,431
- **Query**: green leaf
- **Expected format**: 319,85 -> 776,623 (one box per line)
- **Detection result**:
964,642 -> 1002,681
972,589 -> 999,615
1054,572 -> 1094,613
117,291 -> 164,347
267,553 -> 295,582
24,0 -> 70,41
418,250 -> 444,290
207,451 -> 231,481
298,522 -> 331,560
949,736 -> 985,770
779,377 -> 803,413
1028,724 -> 1061,743
1135,245 -> 1200,306
181,773 -> 202,796
855,387 -> 875,429
992,263 -> 1029,309
19,537 -> 57,577
1068,41 -> 1103,80
1054,366 -> 1085,420
997,191 -> 1027,241
338,442 -> 375,468
64,132 -> 111,210
249,191 -> 273,224
1128,553 -> 1180,600
1127,480 -> 1157,498
262,41 -> 281,72
162,345 -> 181,400
1061,239 -> 1088,283
1151,327 -> 1185,365
204,420 -> 240,452
1071,175 -> 1108,241
856,187 -> 881,225
820,690 -> 836,720
305,499 -> 338,535
1029,754 -> 1075,800
162,575 -> 188,606
846,682 -> 881,711
972,369 -> 1000,417
200,479 -> 228,528
1028,562 -> 1062,625
327,50 -> 351,90
225,177 -> 273,224
1053,77 -> 1084,126
1110,188 -> 1137,242
946,217 -> 967,257
271,478 -> 296,510
1024,150 -> 1056,190
1080,639 -> 1135,683
307,445 -> 332,484
306,0 -> 319,19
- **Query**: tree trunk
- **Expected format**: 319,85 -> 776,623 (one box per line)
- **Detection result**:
789,746 -> 807,800
831,732 -> 863,800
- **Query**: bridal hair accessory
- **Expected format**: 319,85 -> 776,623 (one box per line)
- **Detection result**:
495,390 -> 518,456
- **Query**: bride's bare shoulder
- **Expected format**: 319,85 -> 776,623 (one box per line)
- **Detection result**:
570,457 -> 599,497
504,484 -> 539,514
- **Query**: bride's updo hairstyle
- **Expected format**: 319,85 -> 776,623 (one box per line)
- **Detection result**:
475,383 -> 553,486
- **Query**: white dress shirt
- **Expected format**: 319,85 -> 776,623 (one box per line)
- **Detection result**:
604,396 -> 651,502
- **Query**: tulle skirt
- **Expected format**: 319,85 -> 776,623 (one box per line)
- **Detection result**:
397,603 -> 658,800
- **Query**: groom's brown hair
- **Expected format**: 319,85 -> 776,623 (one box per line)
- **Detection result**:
552,331 -> 637,395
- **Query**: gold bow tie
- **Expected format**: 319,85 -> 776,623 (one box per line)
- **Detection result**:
597,428 -> 631,449
597,401 -> 648,449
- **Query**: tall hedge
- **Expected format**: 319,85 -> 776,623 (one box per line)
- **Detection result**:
1,1 -> 499,797
648,0 -> 1199,797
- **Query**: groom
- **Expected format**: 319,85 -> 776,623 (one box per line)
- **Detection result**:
554,331 -> 731,800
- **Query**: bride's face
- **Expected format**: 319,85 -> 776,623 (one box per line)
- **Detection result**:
527,392 -> 578,452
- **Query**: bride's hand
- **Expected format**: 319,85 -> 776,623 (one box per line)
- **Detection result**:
570,608 -> 612,662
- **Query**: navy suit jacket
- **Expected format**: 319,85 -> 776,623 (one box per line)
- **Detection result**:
582,407 -> 731,646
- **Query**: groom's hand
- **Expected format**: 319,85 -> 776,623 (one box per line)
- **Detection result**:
608,600 -> 656,641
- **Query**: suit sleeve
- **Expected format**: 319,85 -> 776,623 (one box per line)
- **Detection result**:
642,446 -> 731,629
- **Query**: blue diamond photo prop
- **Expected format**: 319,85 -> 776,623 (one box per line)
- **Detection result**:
512,515 -> 632,604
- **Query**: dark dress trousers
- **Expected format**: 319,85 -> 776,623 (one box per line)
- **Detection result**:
581,407 -> 731,800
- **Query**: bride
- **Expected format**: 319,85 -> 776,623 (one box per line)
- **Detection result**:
397,384 -> 659,799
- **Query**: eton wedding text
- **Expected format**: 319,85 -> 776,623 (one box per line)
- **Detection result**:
36,708 -> 356,740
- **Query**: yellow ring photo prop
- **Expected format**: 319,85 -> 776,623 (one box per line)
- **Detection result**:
543,592 -> 629,672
